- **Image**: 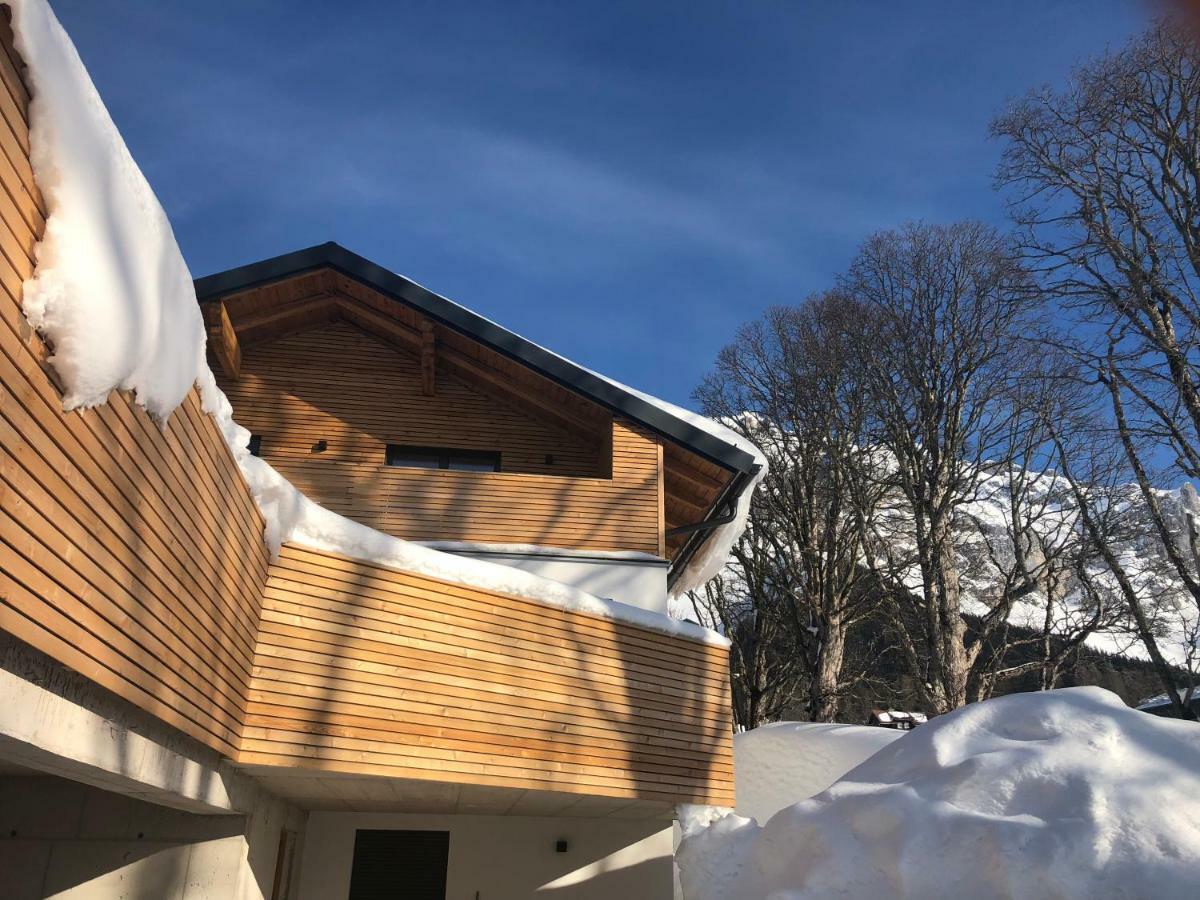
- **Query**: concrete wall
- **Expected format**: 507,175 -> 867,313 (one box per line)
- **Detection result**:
424,544 -> 671,613
0,636 -> 239,814
297,812 -> 675,900
0,774 -> 304,900
0,635 -> 306,899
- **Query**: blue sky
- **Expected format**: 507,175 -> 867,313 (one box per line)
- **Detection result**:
51,0 -> 1147,408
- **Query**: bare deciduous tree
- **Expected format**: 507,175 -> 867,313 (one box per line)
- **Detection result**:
994,20 -> 1200,709
692,295 -> 888,723
843,221 -> 1043,713
687,550 -> 806,731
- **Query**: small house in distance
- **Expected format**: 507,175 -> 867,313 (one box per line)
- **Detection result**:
1136,689 -> 1200,719
867,709 -> 929,730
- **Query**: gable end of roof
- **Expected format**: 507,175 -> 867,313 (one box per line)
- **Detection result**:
194,242 -> 758,475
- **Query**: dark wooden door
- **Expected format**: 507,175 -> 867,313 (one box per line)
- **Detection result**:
347,829 -> 450,900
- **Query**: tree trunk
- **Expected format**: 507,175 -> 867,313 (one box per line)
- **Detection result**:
808,616 -> 846,722
932,511 -> 970,712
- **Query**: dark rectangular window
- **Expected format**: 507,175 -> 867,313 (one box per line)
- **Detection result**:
348,829 -> 449,900
385,444 -> 500,472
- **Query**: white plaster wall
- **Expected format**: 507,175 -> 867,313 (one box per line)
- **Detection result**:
441,549 -> 670,614
296,812 -> 674,900
0,774 -> 304,900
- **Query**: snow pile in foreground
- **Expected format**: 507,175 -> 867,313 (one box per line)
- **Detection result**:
733,722 -> 901,825
8,0 -> 732,646
10,0 -> 205,420
678,688 -> 1200,900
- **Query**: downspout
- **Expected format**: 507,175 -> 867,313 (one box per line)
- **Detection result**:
666,465 -> 759,592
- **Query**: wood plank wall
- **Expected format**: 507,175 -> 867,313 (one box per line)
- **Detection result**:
0,14 -> 270,758
218,323 -> 666,555
240,544 -> 736,806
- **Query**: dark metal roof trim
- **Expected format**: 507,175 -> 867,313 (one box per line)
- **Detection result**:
194,241 -> 758,475
666,465 -> 756,592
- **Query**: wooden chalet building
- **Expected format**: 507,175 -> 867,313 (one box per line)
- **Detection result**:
0,7 -> 758,897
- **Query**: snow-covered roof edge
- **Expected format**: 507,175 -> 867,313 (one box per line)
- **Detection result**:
1136,687 -> 1197,710
592,379 -> 766,596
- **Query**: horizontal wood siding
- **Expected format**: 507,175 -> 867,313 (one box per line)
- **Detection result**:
241,544 -> 736,806
0,16 -> 269,757
218,323 -> 665,555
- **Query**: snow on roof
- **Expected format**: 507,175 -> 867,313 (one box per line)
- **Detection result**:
11,0 -> 728,646
206,413 -> 727,646
416,541 -> 664,562
1137,688 -> 1197,710
678,687 -> 1200,900
871,709 -> 928,724
10,0 -> 205,421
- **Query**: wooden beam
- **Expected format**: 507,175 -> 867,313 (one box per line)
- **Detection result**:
334,295 -> 421,353
335,295 -> 606,446
419,319 -> 436,396
436,349 -> 604,446
202,299 -> 241,379
235,295 -> 338,347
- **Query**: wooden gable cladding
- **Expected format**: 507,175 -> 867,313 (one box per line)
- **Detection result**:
207,268 -> 743,564
219,321 -> 604,478
0,13 -> 270,758
216,322 -> 665,554
239,544 -> 736,807
215,269 -> 612,450
663,441 -> 730,556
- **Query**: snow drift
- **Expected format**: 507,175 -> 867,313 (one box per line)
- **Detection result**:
678,688 -> 1200,900
8,0 -> 745,644
732,722 -> 901,825
10,0 -> 205,420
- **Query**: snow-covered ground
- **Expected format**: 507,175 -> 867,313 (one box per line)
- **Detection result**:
732,722 -> 901,825
678,688 -> 1200,900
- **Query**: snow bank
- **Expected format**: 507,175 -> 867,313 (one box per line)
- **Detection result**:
733,722 -> 901,825
11,0 -> 205,420
678,688 -> 1200,900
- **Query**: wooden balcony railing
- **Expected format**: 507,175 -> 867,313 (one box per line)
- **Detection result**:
237,544 -> 736,807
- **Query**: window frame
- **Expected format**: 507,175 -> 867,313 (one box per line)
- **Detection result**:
384,444 -> 502,473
